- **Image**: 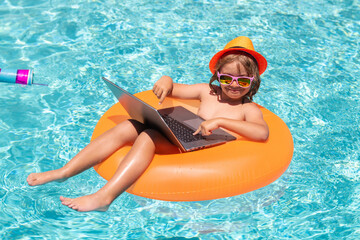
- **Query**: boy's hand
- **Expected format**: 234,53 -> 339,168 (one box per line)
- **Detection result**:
153,76 -> 173,104
193,119 -> 220,136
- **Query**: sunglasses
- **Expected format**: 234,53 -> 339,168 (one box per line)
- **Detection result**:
217,72 -> 254,88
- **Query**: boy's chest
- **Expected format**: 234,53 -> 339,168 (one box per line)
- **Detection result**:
197,98 -> 245,121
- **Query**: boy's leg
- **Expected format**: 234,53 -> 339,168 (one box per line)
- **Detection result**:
60,129 -> 179,212
27,120 -> 145,186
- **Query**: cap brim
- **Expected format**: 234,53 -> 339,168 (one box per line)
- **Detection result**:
209,48 -> 267,75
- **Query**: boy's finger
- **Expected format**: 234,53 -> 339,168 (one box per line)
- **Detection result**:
193,127 -> 201,135
159,91 -> 167,104
153,87 -> 159,97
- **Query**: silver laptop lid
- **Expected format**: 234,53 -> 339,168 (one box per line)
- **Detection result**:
102,77 -> 183,147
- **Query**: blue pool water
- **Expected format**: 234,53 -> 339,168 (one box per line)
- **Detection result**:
0,0 -> 359,239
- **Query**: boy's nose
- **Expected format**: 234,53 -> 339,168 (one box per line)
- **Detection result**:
230,79 -> 239,87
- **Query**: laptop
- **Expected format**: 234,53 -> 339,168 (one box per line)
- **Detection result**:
102,77 -> 236,152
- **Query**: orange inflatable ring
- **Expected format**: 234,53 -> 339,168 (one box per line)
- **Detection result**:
91,90 -> 293,201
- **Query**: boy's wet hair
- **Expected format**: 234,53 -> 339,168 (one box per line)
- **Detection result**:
209,52 -> 261,102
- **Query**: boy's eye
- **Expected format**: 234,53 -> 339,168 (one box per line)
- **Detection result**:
238,78 -> 251,87
219,76 -> 232,84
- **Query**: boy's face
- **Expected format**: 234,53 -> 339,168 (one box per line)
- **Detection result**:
218,61 -> 251,101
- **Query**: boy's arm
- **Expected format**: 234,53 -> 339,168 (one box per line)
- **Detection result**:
153,75 -> 205,103
194,104 -> 269,141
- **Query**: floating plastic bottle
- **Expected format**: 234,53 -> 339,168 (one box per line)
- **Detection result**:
0,68 -> 34,85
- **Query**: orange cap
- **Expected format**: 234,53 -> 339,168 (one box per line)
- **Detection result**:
209,36 -> 267,75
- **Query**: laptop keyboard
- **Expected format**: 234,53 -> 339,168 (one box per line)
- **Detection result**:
162,115 -> 203,143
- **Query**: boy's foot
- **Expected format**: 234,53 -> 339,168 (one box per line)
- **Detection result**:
60,194 -> 111,212
27,170 -> 67,186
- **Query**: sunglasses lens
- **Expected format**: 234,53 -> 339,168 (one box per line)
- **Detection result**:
219,75 -> 233,85
238,78 -> 251,87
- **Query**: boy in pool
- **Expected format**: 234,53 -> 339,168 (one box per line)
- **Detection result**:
27,36 -> 269,212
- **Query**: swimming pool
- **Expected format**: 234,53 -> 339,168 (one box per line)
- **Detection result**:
0,0 -> 359,238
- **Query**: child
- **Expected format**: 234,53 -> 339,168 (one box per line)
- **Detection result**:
27,36 -> 269,212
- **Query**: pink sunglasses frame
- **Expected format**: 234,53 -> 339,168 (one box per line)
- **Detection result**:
217,72 -> 254,88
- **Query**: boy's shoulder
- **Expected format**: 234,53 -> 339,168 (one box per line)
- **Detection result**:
243,102 -> 263,116
243,100 -> 260,108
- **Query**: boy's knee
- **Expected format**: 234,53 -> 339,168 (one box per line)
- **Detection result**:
127,119 -> 146,135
